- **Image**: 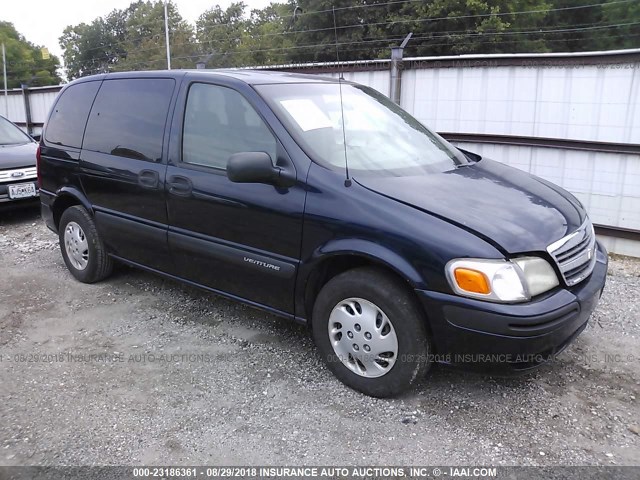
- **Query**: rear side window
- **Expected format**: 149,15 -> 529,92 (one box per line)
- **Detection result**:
83,78 -> 175,162
182,83 -> 277,169
45,81 -> 100,148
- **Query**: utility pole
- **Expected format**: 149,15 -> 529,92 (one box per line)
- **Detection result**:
2,43 -> 8,118
164,0 -> 172,70
21,84 -> 32,135
389,33 -> 412,105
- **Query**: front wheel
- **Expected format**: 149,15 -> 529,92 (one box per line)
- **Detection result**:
312,267 -> 431,397
58,205 -> 113,283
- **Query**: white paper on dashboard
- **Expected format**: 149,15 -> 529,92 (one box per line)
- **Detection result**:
279,99 -> 333,131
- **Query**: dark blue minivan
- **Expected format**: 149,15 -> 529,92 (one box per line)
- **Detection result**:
38,70 -> 607,397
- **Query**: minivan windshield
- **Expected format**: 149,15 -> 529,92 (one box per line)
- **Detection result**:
0,116 -> 32,146
256,82 -> 470,176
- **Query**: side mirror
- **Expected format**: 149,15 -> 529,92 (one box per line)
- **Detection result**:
227,152 -> 295,187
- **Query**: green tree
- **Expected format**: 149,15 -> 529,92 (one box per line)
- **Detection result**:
196,2 -> 251,68
194,2 -> 297,68
0,21 -> 61,88
284,0 -> 395,63
58,0 -> 640,76
117,0 -> 197,71
59,14 -> 124,80
594,0 -> 640,51
283,0 -> 552,62
393,0 -> 551,57
244,3 -> 296,66
60,0 -> 196,79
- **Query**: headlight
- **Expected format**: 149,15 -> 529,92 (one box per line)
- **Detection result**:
512,257 -> 560,297
446,257 -> 559,303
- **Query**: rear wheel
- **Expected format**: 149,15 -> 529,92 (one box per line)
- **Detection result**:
59,206 -> 113,283
312,267 -> 431,397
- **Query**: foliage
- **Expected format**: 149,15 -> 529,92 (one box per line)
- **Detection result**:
196,2 -> 250,67
0,22 -> 62,88
118,1 -> 196,71
60,1 -> 196,79
58,0 -> 640,77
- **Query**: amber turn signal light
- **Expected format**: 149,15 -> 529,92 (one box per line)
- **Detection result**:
453,268 -> 491,294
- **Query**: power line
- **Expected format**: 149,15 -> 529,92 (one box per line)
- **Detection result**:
91,0 -> 640,36
31,0 -> 637,76
11,17 -> 639,72
69,18 -> 640,67
107,20 -> 640,60
62,0 -> 636,59
90,28 -> 640,73
195,0 -> 638,35
296,0 -> 636,21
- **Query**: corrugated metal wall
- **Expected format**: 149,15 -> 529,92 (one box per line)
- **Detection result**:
0,87 -> 58,136
400,64 -> 639,143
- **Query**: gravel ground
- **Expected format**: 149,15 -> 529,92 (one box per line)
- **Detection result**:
0,206 -> 639,467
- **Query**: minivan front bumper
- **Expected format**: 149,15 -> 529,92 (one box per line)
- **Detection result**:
416,241 -> 608,370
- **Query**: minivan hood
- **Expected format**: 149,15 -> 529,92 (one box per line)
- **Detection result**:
0,142 -> 38,169
355,159 -> 585,254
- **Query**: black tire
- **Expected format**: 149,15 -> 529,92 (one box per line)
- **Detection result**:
312,267 -> 431,397
58,205 -> 113,283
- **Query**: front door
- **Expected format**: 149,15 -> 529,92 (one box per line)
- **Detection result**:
165,80 -> 306,314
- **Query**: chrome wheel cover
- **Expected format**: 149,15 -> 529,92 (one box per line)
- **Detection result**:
328,297 -> 398,378
64,221 -> 89,271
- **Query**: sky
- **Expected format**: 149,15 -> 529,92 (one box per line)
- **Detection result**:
2,0 -> 273,61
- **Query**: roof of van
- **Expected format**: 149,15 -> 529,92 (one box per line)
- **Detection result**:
73,69 -> 341,85
195,69 -> 341,84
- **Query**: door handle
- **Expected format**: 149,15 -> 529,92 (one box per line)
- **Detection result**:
138,169 -> 160,189
168,175 -> 193,196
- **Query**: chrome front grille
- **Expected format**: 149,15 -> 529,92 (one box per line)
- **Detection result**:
547,218 -> 597,287
0,167 -> 37,184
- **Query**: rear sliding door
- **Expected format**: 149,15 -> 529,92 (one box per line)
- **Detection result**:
79,77 -> 176,272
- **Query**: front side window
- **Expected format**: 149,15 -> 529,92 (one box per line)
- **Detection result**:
182,83 -> 277,170
83,78 -> 175,162
0,116 -> 31,146
256,83 -> 469,177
